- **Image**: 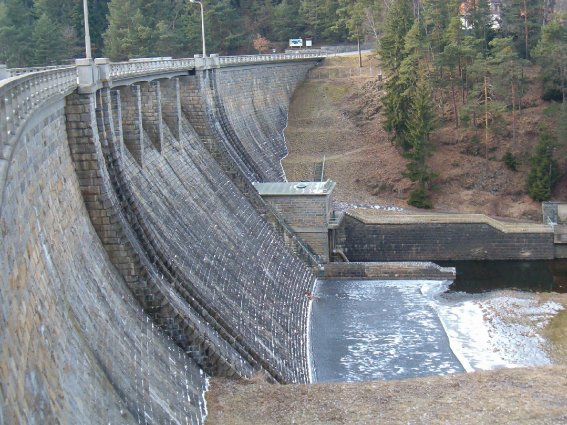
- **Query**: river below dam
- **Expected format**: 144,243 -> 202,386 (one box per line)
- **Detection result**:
310,277 -> 564,383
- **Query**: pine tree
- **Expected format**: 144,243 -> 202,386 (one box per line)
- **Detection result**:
378,0 -> 414,72
405,69 -> 437,208
300,0 -> 345,41
527,132 -> 558,201
86,0 -> 111,56
500,0 -> 545,59
422,0 -> 453,60
272,0 -> 305,41
488,36 -> 529,142
533,16 -> 567,102
463,0 -> 493,53
378,0 -> 415,150
31,13 -> 65,65
203,0 -> 246,54
103,0 -> 153,60
0,0 -> 35,66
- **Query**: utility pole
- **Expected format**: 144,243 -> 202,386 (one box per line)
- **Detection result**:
83,0 -> 92,59
190,0 -> 207,57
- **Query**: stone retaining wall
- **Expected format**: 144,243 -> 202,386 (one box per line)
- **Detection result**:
336,211 -> 555,261
323,262 -> 456,280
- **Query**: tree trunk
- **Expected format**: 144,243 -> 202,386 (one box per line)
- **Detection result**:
450,71 -> 459,128
511,80 -> 516,144
358,37 -> 362,68
484,74 -> 489,160
523,0 -> 530,59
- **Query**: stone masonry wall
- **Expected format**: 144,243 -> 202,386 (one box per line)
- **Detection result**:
118,85 -> 144,166
263,194 -> 330,262
0,100 -> 207,424
179,69 -> 321,267
113,92 -> 316,383
336,214 -> 555,261
69,89 -> 257,381
1,60 -> 320,423
213,63 -> 314,182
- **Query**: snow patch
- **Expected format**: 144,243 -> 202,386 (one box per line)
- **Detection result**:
436,291 -> 564,372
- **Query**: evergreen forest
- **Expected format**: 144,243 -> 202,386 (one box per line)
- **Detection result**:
377,0 -> 565,207
0,0 -> 388,65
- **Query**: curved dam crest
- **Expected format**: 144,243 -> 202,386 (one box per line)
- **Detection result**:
0,57 -> 321,424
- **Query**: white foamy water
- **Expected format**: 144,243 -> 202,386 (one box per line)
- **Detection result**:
433,289 -> 564,372
311,280 -> 464,382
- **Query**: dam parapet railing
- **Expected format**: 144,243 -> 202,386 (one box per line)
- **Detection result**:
0,52 -> 327,206
0,66 -> 77,207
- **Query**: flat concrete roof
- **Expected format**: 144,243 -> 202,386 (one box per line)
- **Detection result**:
253,180 -> 336,196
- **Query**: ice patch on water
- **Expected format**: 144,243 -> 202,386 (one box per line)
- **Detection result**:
333,201 -> 404,212
435,291 -> 564,372
312,280 -> 464,382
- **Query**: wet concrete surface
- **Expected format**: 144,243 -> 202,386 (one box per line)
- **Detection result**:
310,279 -> 465,382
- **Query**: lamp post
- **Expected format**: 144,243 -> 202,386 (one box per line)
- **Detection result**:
83,0 -> 92,59
189,0 -> 206,57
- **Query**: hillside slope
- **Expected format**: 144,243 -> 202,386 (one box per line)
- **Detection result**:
283,53 -> 566,221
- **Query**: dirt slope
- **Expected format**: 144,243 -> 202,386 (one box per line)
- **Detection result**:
206,365 -> 567,424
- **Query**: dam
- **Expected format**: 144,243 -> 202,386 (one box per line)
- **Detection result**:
1,53 -> 564,424
0,54 -> 324,424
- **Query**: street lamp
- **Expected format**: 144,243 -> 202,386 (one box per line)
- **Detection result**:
83,0 -> 92,59
189,0 -> 206,58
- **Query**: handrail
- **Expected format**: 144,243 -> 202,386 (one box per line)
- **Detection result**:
218,52 -> 327,65
1,66 -> 77,139
5,52 -> 327,83
7,64 -> 75,77
109,58 -> 196,80
0,66 -> 78,208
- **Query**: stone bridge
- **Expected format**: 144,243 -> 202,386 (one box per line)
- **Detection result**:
0,53 -> 326,424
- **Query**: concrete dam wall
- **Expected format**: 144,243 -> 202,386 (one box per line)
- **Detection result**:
0,56 -> 321,424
